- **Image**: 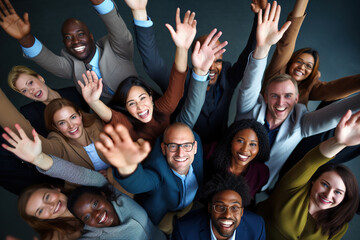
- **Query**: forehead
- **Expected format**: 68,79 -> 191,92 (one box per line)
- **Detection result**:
127,86 -> 148,99
317,171 -> 346,191
164,126 -> 194,143
297,53 -> 315,63
233,128 -> 258,141
53,106 -> 77,120
212,190 -> 242,204
267,80 -> 296,94
26,188 -> 46,215
62,19 -> 89,34
15,73 -> 38,87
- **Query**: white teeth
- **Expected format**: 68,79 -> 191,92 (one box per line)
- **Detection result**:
238,154 -> 249,159
175,157 -> 187,162
294,70 -> 304,76
275,107 -> 286,111
138,110 -> 148,116
35,90 -> 41,97
209,73 -> 215,76
320,196 -> 331,203
74,46 -> 85,52
219,220 -> 234,227
99,212 -> 106,224
54,201 -> 61,213
69,128 -> 78,133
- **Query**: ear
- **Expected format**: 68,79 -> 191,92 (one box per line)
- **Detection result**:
37,75 -> 45,83
193,141 -> 198,154
161,142 -> 166,156
294,93 -> 299,104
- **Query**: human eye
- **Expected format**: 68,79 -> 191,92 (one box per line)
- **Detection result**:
214,205 -> 226,212
305,64 -> 313,70
64,35 -> 72,41
334,190 -> 342,195
140,96 -> 146,101
285,94 -> 292,98
127,101 -> 135,107
321,182 -> 328,188
58,121 -> 65,126
71,114 -> 77,120
270,94 -> 278,99
168,143 -> 178,151
21,89 -> 27,94
28,80 -> 33,86
230,206 -> 240,212
250,142 -> 257,147
78,32 -> 84,37
83,214 -> 90,222
92,200 -> 98,208
38,208 -> 43,216
296,60 -> 303,64
45,194 -> 50,201
215,59 -> 223,64
237,138 -> 244,143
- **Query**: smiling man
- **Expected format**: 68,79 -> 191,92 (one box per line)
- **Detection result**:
0,0 -> 137,104
172,174 -> 265,240
102,122 -> 203,234
235,2 -> 360,190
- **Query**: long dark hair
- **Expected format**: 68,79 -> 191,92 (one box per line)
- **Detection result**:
286,47 -> 320,93
209,119 -> 270,175
108,76 -> 165,129
310,164 -> 359,238
18,183 -> 83,240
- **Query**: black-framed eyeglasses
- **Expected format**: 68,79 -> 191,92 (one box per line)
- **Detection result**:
212,204 -> 242,214
163,142 -> 195,152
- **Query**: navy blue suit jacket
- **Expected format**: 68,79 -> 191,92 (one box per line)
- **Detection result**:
114,132 -> 203,225
172,209 -> 266,240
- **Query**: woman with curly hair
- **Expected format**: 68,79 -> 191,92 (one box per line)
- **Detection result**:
208,119 -> 270,198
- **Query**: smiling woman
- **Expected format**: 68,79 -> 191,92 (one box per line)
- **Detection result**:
208,119 -> 270,198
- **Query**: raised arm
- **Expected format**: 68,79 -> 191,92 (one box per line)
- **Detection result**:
176,29 -> 228,127
95,124 -> 151,177
263,0 -> 308,83
165,8 -> 197,73
0,0 -> 35,47
237,2 -> 291,115
280,110 -> 360,190
2,124 -> 107,186
78,71 -> 112,122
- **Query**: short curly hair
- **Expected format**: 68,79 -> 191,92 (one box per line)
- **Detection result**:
202,173 -> 251,207
209,119 -> 270,176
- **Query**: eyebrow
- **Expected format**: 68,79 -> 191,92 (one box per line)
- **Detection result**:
298,57 -> 314,65
323,180 -> 345,193
213,200 -> 241,205
237,136 -> 258,142
126,93 -> 147,104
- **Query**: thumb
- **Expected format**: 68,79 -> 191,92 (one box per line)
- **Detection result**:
23,12 -> 30,25
165,23 -> 176,41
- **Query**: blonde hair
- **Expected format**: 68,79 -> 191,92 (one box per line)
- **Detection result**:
8,66 -> 39,93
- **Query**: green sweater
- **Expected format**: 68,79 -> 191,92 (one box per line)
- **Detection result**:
256,146 -> 348,240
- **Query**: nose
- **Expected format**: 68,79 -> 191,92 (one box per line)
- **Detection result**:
277,96 -> 285,106
176,145 -> 185,156
240,143 -> 249,152
223,207 -> 232,218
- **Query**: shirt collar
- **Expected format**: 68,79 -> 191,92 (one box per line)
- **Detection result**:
89,47 -> 100,69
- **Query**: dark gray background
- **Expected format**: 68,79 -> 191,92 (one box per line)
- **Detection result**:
0,0 -> 359,238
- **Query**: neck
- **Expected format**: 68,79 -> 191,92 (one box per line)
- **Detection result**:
265,112 -> 283,130
44,88 -> 61,105
229,160 -> 247,176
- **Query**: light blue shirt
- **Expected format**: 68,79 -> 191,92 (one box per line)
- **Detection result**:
171,165 -> 198,211
84,142 -> 110,171
210,220 -> 236,240
21,0 -> 114,58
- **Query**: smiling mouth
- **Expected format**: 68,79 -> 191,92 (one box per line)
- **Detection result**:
69,127 -> 79,135
319,196 -> 332,204
219,219 -> 235,229
275,106 -> 287,112
98,211 -> 108,224
54,201 -> 61,214
293,70 -> 304,76
138,110 -> 149,119
174,157 -> 187,162
73,46 -> 85,53
237,153 -> 249,161
35,90 -> 42,98
209,72 -> 216,79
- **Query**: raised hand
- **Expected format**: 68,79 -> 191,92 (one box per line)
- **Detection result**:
254,1 -> 291,59
335,110 -> 360,147
165,8 -> 197,50
78,70 -> 103,104
0,0 -> 31,40
124,0 -> 148,20
191,29 -> 228,76
2,124 -> 41,164
95,124 -> 151,176
251,0 -> 268,14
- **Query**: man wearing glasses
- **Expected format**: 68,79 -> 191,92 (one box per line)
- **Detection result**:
172,174 -> 265,240
111,122 -> 203,234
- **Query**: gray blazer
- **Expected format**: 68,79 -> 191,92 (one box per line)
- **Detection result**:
236,53 -> 360,190
29,2 -> 137,103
